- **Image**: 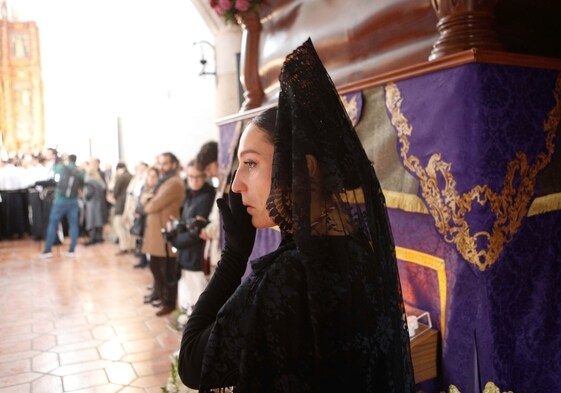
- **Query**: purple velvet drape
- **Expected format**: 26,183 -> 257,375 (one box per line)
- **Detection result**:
386,63 -> 561,392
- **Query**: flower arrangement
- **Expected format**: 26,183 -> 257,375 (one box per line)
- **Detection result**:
209,0 -> 261,23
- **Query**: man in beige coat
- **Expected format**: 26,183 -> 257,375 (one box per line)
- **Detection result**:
141,152 -> 185,316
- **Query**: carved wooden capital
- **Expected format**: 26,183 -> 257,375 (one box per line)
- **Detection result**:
429,0 -> 503,61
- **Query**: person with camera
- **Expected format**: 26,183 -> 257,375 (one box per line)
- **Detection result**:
166,159 -> 215,328
140,152 -> 185,317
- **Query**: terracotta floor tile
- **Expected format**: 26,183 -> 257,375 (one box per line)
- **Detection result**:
31,311 -> 55,321
0,239 -> 179,391
31,374 -> 63,393
132,356 -> 175,377
84,313 -> 109,325
31,334 -> 57,351
54,316 -> 89,330
0,372 -> 42,388
0,383 -> 30,393
66,384 -> 123,393
31,351 -> 60,373
105,308 -> 140,321
144,317 -> 168,333
91,326 -> 116,341
56,329 -> 94,346
51,360 -> 111,377
0,339 -> 31,354
121,348 -> 174,363
112,321 -> 149,336
155,331 -> 181,350
49,339 -> 103,354
121,338 -> 160,355
114,329 -> 155,343
98,341 -> 125,361
105,362 -> 137,385
0,358 -> 30,377
0,351 -> 39,364
62,369 -> 108,391
59,348 -> 100,366
129,371 -> 170,389
0,323 -> 32,337
117,387 -> 145,393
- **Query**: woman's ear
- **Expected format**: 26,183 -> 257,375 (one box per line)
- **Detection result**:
306,154 -> 318,177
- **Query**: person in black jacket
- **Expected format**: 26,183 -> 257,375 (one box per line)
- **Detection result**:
168,159 -> 215,324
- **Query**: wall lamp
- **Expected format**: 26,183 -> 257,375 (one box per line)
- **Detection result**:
193,40 -> 216,76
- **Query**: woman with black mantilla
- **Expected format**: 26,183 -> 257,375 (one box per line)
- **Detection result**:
178,38 -> 414,392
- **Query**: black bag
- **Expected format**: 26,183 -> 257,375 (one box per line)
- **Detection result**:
130,215 -> 145,237
57,166 -> 84,198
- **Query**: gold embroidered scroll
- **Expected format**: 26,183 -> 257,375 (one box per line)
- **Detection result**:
384,76 -> 561,271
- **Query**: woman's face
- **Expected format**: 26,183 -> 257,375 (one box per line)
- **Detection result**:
186,165 -> 206,191
146,169 -> 159,188
231,123 -> 275,229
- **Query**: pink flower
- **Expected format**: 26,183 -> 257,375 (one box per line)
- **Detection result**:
218,0 -> 233,11
235,0 -> 250,12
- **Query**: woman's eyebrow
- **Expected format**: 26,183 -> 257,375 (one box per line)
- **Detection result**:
238,148 -> 261,157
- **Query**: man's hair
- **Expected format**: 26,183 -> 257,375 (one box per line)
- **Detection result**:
161,152 -> 179,166
116,162 -> 127,170
196,141 -> 218,169
68,154 -> 77,163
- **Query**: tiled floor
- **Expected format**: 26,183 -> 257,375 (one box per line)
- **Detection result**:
0,237 -> 183,392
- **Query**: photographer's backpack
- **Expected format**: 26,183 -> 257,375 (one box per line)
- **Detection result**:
57,166 -> 84,198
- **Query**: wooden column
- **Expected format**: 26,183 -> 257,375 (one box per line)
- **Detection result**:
429,0 -> 503,61
236,10 -> 264,111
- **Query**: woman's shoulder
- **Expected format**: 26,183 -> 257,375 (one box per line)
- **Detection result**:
251,245 -> 308,285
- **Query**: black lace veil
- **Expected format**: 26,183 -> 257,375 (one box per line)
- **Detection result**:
267,38 -> 415,390
196,38 -> 415,392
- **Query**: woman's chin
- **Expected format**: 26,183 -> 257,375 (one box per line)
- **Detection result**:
251,216 -> 276,229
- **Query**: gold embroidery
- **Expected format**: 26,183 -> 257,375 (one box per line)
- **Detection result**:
384,189 -> 429,214
385,75 -> 561,271
528,191 -> 561,216
383,189 -> 561,217
441,382 -> 513,393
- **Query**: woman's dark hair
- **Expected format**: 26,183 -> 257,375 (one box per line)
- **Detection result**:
196,141 -> 218,168
187,158 -> 204,171
251,107 -> 277,143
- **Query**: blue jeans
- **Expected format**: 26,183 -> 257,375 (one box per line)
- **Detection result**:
44,199 -> 80,252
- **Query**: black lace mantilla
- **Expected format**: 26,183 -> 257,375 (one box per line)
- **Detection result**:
200,38 -> 415,392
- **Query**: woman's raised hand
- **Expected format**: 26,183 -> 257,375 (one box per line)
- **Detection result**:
216,187 -> 256,260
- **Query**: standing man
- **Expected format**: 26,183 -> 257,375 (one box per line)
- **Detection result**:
40,154 -> 84,258
111,162 -> 133,255
140,152 -> 185,316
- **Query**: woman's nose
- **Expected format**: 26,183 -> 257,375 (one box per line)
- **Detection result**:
231,170 -> 244,193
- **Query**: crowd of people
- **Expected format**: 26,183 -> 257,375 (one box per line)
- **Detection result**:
0,141 -> 221,327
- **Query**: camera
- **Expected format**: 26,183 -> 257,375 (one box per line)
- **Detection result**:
161,220 -> 188,242
161,218 -> 208,242
186,217 -> 208,236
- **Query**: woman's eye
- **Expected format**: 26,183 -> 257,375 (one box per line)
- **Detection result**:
244,160 -> 256,169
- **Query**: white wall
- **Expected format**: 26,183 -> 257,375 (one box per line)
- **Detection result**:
11,0 -> 218,169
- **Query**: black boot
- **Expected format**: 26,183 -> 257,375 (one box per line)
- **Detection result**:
94,227 -> 104,243
85,229 -> 97,245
